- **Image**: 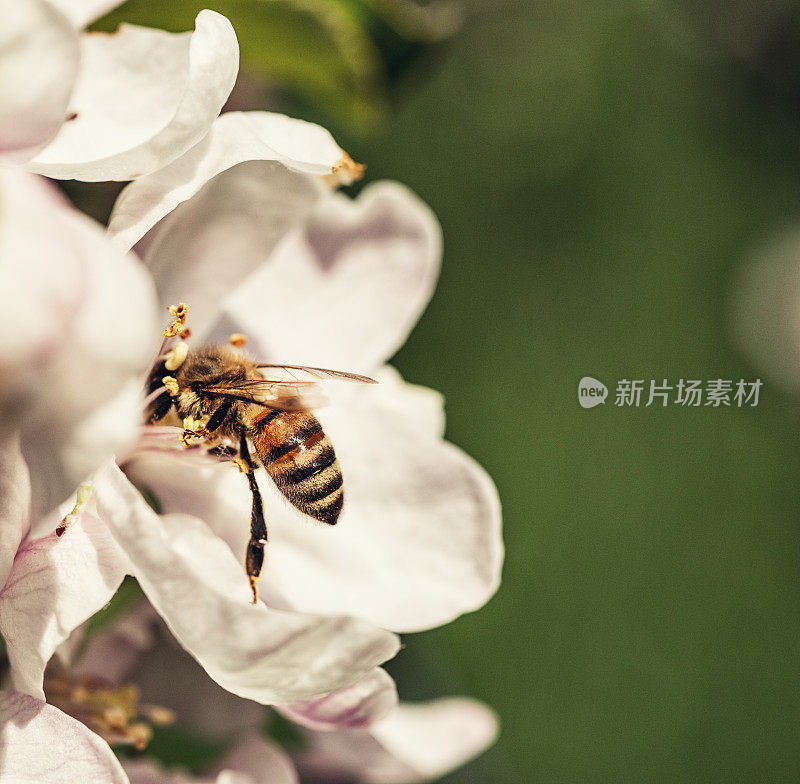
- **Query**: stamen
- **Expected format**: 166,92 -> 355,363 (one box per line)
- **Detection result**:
164,341 -> 188,371
164,302 -> 189,337
56,482 -> 93,537
44,668 -> 174,751
162,376 -> 180,396
324,150 -> 366,187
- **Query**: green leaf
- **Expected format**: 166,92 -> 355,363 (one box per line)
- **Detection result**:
92,0 -> 388,132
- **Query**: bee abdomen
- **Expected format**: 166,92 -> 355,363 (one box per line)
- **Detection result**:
251,410 -> 344,526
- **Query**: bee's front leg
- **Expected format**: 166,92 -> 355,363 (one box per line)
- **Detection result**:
238,431 -> 268,604
180,400 -> 233,447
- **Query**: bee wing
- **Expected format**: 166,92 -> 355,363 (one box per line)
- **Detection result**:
254,364 -> 378,384
203,379 -> 330,411
205,365 -> 376,411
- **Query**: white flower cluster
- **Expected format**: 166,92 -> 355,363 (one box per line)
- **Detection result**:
0,1 -> 504,782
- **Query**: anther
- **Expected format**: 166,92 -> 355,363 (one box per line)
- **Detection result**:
162,376 -> 179,396
164,302 -> 189,337
324,150 -> 366,187
164,341 -> 188,371
56,482 -> 93,536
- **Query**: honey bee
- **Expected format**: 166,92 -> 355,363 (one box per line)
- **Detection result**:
145,316 -> 375,603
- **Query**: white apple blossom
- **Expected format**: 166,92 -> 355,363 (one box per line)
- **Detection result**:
68,610 -> 498,784
117,702 -> 498,784
103,119 -> 503,633
291,699 -> 499,783
0,10 -> 502,776
0,5 -> 505,784
1,0 -> 239,181
0,166 -> 159,530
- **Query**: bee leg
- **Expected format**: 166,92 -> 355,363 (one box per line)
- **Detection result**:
181,400 -> 233,447
204,399 -> 233,435
238,431 -> 267,604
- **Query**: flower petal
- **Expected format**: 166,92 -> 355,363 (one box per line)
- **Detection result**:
29,11 -> 239,181
92,461 -> 401,705
215,733 -> 299,784
369,700 -> 499,781
0,0 -> 78,164
125,758 -> 258,784
134,161 -> 326,339
70,601 -> 157,684
277,668 -> 398,731
209,181 -> 442,372
107,110 -> 343,253
48,0 -> 125,28
295,699 -> 499,784
125,619 -> 266,736
0,503 -> 129,699
0,169 -> 159,523
0,690 -> 129,784
0,436 -> 31,589
265,373 -> 503,632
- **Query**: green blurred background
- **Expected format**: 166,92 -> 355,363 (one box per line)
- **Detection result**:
83,0 -> 800,780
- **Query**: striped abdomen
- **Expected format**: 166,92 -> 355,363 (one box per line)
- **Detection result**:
249,409 -> 343,525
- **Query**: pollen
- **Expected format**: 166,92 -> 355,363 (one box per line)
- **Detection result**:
164,302 -> 189,337
232,457 -> 249,474
162,376 -> 180,396
164,341 -> 188,371
324,150 -> 366,187
229,333 -> 248,348
44,668 -> 174,751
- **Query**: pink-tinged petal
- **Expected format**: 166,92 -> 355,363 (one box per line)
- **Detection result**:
137,161 -> 326,339
0,691 -> 129,784
48,0 -> 125,28
107,110 -> 342,253
0,169 -> 159,522
92,462 -> 400,705
0,505 -> 129,699
214,733 -> 299,784
212,181 -> 442,372
0,0 -> 79,164
277,668 -> 398,731
0,437 -> 31,588
295,699 -> 499,784
29,11 -> 238,181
